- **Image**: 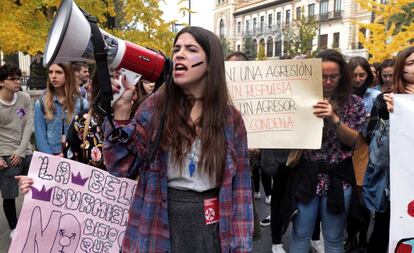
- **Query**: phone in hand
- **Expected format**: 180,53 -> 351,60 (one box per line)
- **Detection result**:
111,69 -> 141,106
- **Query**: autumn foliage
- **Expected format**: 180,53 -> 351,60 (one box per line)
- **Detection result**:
356,0 -> 414,63
0,0 -> 179,57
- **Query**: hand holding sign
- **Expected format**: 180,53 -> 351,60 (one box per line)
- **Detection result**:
225,59 -> 323,149
15,175 -> 34,194
9,152 -> 137,253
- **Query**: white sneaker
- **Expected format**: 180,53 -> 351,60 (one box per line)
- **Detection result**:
253,192 -> 261,199
272,243 -> 286,253
265,195 -> 272,205
310,239 -> 325,253
260,215 -> 271,227
10,229 -> 16,240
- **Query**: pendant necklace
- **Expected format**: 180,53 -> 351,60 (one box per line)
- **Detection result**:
188,139 -> 199,177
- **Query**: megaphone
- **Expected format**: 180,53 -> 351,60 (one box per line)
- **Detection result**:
43,0 -> 166,83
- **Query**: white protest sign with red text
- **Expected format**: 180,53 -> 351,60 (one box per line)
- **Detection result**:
389,95 -> 414,253
225,59 -> 323,149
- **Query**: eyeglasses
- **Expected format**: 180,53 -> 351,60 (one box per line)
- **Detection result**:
322,74 -> 340,82
6,76 -> 21,82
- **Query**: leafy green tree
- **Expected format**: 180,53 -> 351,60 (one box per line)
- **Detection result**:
220,36 -> 231,59
282,14 -> 317,58
243,36 -> 256,60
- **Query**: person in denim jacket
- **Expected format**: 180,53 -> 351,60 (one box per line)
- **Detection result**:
34,63 -> 88,155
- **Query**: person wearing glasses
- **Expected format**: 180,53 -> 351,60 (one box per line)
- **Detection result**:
284,50 -> 365,252
0,64 -> 33,239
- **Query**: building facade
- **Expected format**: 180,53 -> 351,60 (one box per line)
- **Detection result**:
214,0 -> 372,59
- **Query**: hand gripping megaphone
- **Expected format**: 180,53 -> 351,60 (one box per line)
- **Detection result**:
43,0 -> 170,123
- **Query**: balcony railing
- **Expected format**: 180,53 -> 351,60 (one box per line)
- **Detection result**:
318,10 -> 343,21
237,23 -> 287,38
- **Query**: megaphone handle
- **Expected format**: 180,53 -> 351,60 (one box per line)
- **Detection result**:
154,58 -> 172,92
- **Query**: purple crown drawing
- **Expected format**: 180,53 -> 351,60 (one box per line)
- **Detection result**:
71,172 -> 89,186
31,185 -> 53,202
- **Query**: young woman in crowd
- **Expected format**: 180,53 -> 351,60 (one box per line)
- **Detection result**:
345,56 -> 380,252
377,59 -> 395,93
63,73 -> 105,169
283,49 -> 365,253
63,71 -> 151,170
102,26 -> 253,252
130,79 -> 155,119
370,63 -> 381,88
363,46 -> 414,252
34,63 -> 88,156
0,64 -> 33,239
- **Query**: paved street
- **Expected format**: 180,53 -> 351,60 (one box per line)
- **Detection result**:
0,186 -> 371,253
0,194 -> 23,253
0,188 -> 286,253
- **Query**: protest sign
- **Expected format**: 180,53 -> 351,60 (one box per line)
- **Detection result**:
225,59 -> 323,149
389,95 -> 414,253
9,151 -> 137,253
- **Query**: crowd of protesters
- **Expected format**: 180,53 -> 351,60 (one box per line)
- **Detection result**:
1,26 -> 414,253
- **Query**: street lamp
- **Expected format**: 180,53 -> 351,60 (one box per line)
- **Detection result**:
317,0 -> 322,52
188,0 -> 191,26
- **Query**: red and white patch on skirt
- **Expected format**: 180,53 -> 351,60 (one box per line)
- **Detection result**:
204,197 -> 219,225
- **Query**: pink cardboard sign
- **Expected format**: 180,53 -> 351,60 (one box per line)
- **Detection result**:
9,151 -> 137,253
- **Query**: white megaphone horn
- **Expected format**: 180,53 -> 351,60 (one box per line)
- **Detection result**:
43,0 -> 166,83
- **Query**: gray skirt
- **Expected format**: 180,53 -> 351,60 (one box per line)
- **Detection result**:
168,187 -> 221,253
0,155 -> 32,199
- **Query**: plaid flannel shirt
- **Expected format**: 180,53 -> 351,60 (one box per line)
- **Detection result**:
103,93 -> 253,253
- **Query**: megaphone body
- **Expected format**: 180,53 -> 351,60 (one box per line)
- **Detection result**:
43,0 -> 166,83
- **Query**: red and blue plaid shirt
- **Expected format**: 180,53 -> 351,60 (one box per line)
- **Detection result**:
103,93 -> 253,253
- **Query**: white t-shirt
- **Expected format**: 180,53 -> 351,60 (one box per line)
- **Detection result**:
167,138 -> 217,192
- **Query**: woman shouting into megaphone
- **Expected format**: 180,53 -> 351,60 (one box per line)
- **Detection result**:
103,26 -> 253,253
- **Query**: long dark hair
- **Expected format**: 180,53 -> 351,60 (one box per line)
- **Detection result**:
394,46 -> 414,94
317,49 -> 352,108
158,26 -> 229,183
349,56 -> 373,98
